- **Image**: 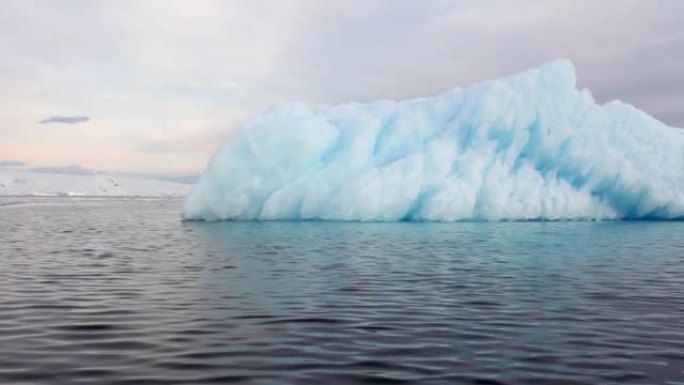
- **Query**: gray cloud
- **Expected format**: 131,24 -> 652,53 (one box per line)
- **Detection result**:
20,162 -> 197,184
110,171 -> 199,185
0,159 -> 27,167
28,164 -> 97,175
38,116 -> 91,125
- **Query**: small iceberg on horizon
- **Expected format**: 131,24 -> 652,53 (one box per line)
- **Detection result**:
183,59 -> 684,221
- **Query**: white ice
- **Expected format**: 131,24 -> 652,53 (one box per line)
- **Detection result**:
0,169 -> 190,197
183,59 -> 684,221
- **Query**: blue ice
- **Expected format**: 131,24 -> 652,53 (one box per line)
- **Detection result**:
183,60 -> 684,221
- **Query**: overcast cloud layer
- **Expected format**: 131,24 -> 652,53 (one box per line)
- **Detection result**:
0,0 -> 682,175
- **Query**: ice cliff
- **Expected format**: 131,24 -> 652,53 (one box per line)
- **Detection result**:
183,60 -> 684,221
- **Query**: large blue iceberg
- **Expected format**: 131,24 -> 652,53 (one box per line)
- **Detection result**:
183,60 -> 684,221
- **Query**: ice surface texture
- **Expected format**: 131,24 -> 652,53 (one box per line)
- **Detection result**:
183,60 -> 684,221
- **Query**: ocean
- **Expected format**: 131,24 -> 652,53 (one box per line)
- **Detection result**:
1,197 -> 683,384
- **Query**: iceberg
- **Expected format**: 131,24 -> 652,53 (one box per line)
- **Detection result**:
183,60 -> 684,221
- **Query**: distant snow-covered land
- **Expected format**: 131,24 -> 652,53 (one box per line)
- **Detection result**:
0,169 -> 190,197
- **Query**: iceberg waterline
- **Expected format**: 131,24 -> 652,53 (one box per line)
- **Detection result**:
183,60 -> 684,221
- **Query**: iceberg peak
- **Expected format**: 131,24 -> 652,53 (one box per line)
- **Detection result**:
537,58 -> 577,90
183,60 -> 684,221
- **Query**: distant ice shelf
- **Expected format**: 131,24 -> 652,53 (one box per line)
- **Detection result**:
0,170 -> 190,197
183,59 -> 684,221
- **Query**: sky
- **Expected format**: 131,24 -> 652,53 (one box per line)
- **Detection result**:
1,0 -> 682,178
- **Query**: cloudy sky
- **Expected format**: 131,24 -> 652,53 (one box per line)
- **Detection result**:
1,0 -> 682,177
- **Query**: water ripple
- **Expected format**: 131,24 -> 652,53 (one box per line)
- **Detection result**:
0,197 -> 683,384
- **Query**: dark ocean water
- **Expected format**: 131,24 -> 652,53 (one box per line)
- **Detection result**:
1,197 -> 683,385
